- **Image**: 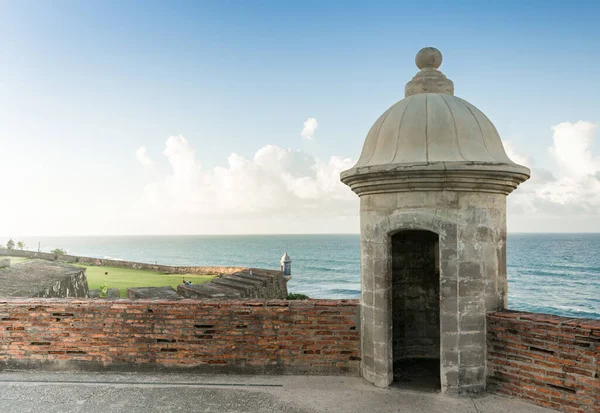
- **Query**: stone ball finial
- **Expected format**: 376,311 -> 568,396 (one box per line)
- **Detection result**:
415,47 -> 442,70
405,46 -> 453,96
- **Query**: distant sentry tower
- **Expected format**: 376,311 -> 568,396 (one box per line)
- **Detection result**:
341,47 -> 529,395
280,252 -> 292,276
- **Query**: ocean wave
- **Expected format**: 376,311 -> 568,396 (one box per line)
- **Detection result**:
325,288 -> 361,296
512,268 -> 600,279
103,256 -> 124,261
303,266 -> 335,272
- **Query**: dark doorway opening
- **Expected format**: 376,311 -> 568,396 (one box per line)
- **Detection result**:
391,230 -> 440,391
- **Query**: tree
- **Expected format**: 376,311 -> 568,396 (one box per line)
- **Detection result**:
51,248 -> 66,255
6,239 -> 14,250
16,241 -> 26,251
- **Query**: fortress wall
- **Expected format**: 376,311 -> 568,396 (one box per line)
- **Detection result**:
0,249 -> 247,275
487,311 -> 599,413
0,299 -> 360,376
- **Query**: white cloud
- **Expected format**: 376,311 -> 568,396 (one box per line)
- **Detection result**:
135,146 -> 154,167
536,121 -> 600,209
507,121 -> 600,231
503,140 -> 533,167
549,121 -> 599,179
137,135 -> 357,225
301,117 -> 318,140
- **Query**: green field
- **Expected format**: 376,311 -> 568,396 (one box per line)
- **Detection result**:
80,265 -> 214,297
4,257 -> 214,298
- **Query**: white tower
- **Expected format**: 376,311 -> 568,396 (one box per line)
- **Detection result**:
280,252 -> 292,277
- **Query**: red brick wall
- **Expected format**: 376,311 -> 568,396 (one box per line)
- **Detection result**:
0,299 -> 360,375
487,311 -> 599,413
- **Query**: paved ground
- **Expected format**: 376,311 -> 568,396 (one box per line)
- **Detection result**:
0,371 -> 555,413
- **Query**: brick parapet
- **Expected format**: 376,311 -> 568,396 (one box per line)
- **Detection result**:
0,299 -> 360,376
487,310 -> 599,413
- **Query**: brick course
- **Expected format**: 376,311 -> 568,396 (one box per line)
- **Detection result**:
487,311 -> 600,413
0,299 -> 360,375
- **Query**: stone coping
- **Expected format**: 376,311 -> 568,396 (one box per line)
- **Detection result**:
341,161 -> 530,195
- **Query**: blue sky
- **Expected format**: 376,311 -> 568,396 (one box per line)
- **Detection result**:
1,1 -> 599,235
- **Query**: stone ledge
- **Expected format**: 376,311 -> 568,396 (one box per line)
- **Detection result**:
341,161 -> 530,196
0,359 -> 360,376
127,286 -> 182,300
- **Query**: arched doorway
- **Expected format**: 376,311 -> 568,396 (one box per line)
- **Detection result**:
391,230 -> 440,390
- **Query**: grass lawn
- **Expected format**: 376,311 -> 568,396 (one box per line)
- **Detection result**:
79,265 -> 215,298
3,257 -> 214,298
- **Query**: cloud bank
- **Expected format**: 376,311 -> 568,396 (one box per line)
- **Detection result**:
137,135 -> 356,225
132,120 -> 600,234
507,121 -> 600,231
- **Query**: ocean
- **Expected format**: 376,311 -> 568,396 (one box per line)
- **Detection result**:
12,234 -> 600,320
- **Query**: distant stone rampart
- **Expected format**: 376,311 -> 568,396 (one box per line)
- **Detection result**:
0,249 -> 288,300
0,260 -> 88,298
178,268 -> 288,300
0,249 -> 247,275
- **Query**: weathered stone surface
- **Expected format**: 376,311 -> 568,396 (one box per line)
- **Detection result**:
392,231 -> 439,363
127,286 -> 181,300
340,47 -> 529,395
178,282 -> 241,299
0,260 -> 88,298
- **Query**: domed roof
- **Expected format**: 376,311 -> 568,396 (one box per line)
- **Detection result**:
341,47 -> 530,195
354,93 -> 514,167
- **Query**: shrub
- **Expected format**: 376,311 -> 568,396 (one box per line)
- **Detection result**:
99,282 -> 109,298
287,293 -> 310,300
51,248 -> 66,255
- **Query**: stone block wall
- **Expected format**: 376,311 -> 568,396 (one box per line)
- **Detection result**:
487,311 -> 599,413
392,230 -> 440,361
359,191 -> 506,392
0,299 -> 360,375
0,261 -> 88,298
127,286 -> 181,300
178,269 -> 288,300
35,269 -> 88,298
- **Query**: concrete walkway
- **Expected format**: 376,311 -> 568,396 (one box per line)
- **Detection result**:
0,371 -> 555,413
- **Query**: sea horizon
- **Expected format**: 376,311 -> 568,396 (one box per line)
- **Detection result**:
3,231 -> 600,238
